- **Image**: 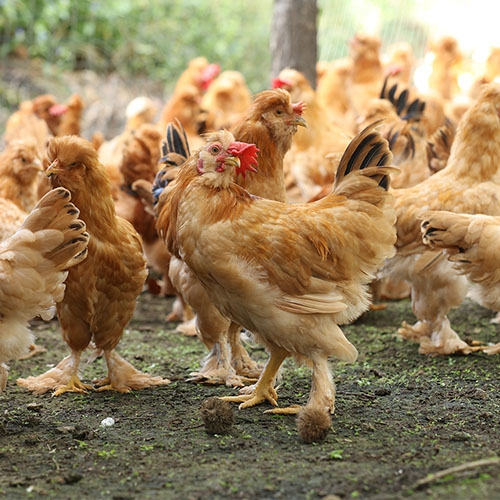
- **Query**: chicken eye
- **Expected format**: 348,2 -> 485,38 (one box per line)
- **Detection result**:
209,145 -> 221,155
276,108 -> 283,115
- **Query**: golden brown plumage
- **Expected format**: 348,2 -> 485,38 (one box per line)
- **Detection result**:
420,210 -> 500,354
346,33 -> 385,118
200,70 -> 252,132
1,187 -> 88,391
273,68 -> 352,202
17,136 -> 170,395
159,124 -> 396,419
0,138 -> 44,212
156,89 -> 306,386
380,82 -> 500,355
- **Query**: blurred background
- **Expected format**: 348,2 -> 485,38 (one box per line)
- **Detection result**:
0,0 -> 496,137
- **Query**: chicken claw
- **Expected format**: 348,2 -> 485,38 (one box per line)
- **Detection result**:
220,383 -> 279,409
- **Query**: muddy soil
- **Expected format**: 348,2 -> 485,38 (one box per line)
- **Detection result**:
1,292 -> 500,500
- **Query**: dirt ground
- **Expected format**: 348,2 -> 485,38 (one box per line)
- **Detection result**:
1,292 -> 500,500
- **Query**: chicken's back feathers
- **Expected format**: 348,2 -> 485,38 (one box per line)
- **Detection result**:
0,187 -> 88,366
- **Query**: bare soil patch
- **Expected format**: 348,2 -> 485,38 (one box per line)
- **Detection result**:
1,293 -> 500,500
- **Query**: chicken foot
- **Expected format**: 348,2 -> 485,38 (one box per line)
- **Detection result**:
399,316 -> 481,355
93,350 -> 171,393
188,341 -> 248,387
220,347 -> 288,410
17,351 -> 94,395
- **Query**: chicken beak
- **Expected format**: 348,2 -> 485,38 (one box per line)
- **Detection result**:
293,115 -> 307,128
223,156 -> 241,170
46,158 -> 60,177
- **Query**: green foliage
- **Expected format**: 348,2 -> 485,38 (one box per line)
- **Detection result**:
0,0 -> 273,93
0,0 -> 431,92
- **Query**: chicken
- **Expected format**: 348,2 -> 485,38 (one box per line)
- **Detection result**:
420,211 -> 500,354
158,123 -> 397,418
17,135 -> 170,395
380,82 -> 500,355
426,118 -> 456,174
1,187 -> 89,391
273,67 -> 353,202
156,89 -> 306,386
345,33 -> 385,119
0,137 -> 44,212
315,57 -> 356,134
56,93 -> 84,137
200,70 -> 252,132
157,57 -> 220,147
97,95 -> 158,189
116,123 -> 175,297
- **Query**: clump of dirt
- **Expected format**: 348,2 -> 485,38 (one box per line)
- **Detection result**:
1,292 -> 500,500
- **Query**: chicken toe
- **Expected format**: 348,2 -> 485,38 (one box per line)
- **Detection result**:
94,350 -> 170,393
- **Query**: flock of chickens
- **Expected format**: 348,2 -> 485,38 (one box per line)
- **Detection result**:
2,31 -> 500,441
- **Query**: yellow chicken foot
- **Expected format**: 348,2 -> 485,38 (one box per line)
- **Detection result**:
94,350 -> 170,392
220,347 -> 288,410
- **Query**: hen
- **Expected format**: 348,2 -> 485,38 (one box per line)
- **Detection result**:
200,70 -> 252,132
1,187 -> 89,391
158,123 -> 396,417
420,211 -> 500,354
380,82 -> 500,355
17,136 -> 170,395
156,89 -> 306,386
273,67 -> 352,202
0,138 -> 44,212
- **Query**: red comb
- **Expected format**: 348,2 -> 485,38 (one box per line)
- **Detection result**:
201,63 -> 221,89
49,103 -> 68,116
227,141 -> 259,178
292,101 -> 305,115
272,77 -> 293,89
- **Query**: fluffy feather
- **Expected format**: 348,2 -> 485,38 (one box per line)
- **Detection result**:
1,187 -> 88,391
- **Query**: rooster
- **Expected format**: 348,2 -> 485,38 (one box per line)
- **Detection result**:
157,123 -> 397,419
1,187 -> 89,391
155,89 -> 306,387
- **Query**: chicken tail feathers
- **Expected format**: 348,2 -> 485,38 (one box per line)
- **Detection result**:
152,119 -> 191,209
334,120 -> 395,191
0,187 -> 89,322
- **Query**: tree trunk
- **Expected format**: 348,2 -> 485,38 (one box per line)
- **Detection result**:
270,0 -> 318,88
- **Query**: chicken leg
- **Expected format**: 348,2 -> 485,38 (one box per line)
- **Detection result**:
17,351 -> 94,395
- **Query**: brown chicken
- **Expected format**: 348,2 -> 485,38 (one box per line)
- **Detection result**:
156,89 -> 306,386
273,67 -> 353,202
116,123 -> 174,297
420,211 -> 500,354
157,57 -> 220,147
345,33 -> 385,119
380,82 -> 500,355
0,138 -> 44,212
200,70 -> 252,132
17,136 -> 170,395
315,57 -> 356,134
157,124 -> 396,419
1,187 -> 89,391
